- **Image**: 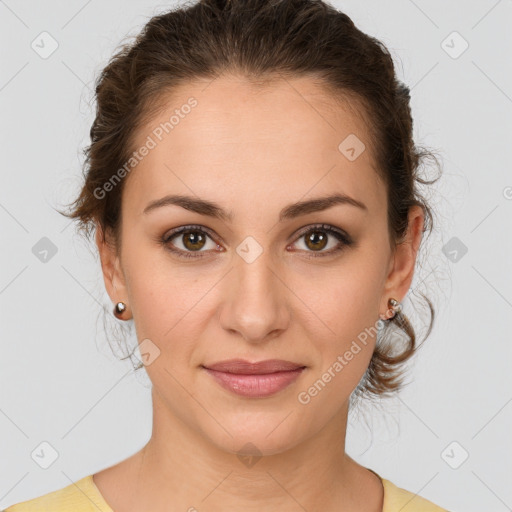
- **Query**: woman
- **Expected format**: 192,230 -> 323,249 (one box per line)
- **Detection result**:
4,0 -> 449,510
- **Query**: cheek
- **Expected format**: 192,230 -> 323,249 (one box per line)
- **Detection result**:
293,255 -> 383,335
129,273 -> 209,345
121,234 -> 199,333
122,248 -> 221,372
289,259 -> 383,389
293,276 -> 379,413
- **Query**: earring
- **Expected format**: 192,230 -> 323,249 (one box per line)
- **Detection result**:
113,301 -> 127,319
387,297 -> 402,320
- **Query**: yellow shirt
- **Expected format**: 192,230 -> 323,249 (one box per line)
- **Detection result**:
3,471 -> 450,511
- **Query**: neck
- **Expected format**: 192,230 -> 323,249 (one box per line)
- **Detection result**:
115,390 -> 380,512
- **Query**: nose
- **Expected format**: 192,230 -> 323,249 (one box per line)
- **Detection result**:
218,250 -> 290,344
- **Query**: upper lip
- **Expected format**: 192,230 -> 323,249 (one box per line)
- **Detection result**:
202,359 -> 306,374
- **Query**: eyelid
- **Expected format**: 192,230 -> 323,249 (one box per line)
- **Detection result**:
291,223 -> 351,243
163,224 -> 221,244
163,224 -> 348,244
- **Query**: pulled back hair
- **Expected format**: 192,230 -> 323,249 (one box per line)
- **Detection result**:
60,0 -> 442,401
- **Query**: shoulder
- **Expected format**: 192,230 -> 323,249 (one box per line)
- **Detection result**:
2,475 -> 112,512
382,478 -> 450,512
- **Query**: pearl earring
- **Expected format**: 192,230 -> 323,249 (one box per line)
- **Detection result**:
113,301 -> 127,319
387,297 -> 402,319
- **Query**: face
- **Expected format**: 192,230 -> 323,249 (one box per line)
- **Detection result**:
97,74 -> 422,457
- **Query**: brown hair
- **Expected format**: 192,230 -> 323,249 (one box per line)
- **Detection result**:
59,0 -> 442,401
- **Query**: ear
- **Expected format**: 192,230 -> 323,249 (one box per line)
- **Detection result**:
95,223 -> 130,316
379,205 -> 424,318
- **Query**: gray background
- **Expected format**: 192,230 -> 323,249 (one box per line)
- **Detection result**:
1,1 -> 511,511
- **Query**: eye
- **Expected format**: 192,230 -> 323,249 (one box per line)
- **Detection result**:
288,224 -> 353,258
161,225 -> 222,259
160,223 -> 353,260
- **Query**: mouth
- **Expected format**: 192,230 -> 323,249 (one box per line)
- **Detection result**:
201,359 -> 307,398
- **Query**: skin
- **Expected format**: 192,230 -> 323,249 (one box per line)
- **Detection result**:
94,74 -> 424,512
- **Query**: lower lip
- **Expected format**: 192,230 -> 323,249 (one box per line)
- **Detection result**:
203,367 -> 305,398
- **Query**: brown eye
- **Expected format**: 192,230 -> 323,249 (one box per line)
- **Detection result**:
181,230 -> 207,251
162,225 -> 220,259
290,224 -> 353,258
304,230 -> 328,251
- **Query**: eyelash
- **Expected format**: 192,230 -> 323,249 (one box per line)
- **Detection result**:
160,223 -> 353,260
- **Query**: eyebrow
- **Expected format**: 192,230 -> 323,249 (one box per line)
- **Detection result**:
143,193 -> 368,222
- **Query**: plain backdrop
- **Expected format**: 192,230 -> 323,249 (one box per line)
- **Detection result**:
1,1 -> 511,511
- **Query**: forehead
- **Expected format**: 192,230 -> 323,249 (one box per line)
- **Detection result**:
125,74 -> 385,218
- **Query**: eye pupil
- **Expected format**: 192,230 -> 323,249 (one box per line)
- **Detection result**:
183,231 -> 206,251
305,230 -> 328,251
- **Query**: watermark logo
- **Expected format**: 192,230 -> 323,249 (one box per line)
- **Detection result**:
31,31 -> 59,59
31,441 -> 59,469
236,442 -> 263,468
134,338 -> 161,366
338,133 -> 366,162
441,31 -> 469,59
441,441 -> 469,469
236,236 -> 264,264
32,237 -> 58,263
442,236 -> 468,263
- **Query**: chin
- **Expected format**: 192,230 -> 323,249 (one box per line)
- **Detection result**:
198,411 -> 308,459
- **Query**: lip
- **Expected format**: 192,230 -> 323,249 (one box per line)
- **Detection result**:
203,358 -> 305,374
202,359 -> 306,398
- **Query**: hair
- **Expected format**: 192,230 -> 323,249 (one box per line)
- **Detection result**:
59,0 -> 442,402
